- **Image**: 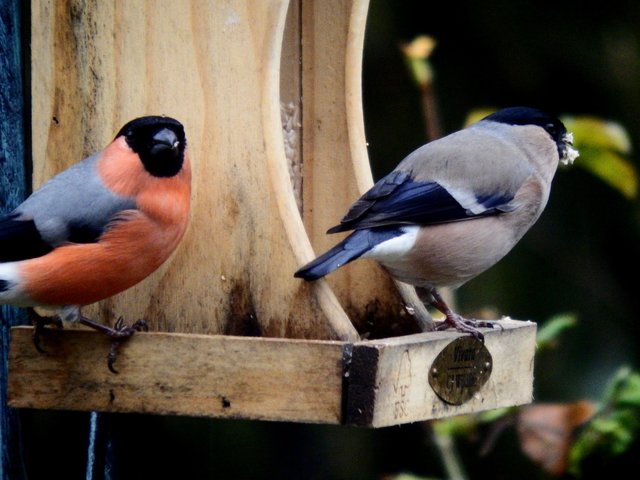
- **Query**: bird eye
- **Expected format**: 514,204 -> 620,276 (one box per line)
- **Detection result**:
545,123 -> 557,136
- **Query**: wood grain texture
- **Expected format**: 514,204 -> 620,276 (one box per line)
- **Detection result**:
31,0 -> 361,340
300,0 -> 422,338
8,326 -> 345,423
9,319 -> 536,425
342,0 -> 435,333
262,1 -> 359,341
30,0 -> 428,341
346,318 -> 537,427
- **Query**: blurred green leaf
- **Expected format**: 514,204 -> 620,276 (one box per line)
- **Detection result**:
463,108 -> 496,127
400,35 -> 437,89
568,367 -> 640,475
571,148 -> 637,199
431,415 -> 477,437
600,366 -> 640,408
600,366 -> 633,402
536,313 -> 578,351
616,375 -> 640,406
560,116 -> 636,199
561,116 -> 631,154
477,406 -> 513,424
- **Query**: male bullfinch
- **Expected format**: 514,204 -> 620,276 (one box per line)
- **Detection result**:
295,107 -> 579,339
0,115 -> 191,372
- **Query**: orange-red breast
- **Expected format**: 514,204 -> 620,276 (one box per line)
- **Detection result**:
0,116 -> 191,370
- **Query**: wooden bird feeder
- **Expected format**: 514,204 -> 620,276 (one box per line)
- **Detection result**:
8,0 -> 536,427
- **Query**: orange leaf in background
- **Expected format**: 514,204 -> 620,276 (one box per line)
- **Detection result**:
517,401 -> 596,476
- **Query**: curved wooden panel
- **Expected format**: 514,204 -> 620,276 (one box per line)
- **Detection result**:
30,0 -> 423,341
262,1 -> 359,340
30,0 -> 359,340
344,0 -> 434,331
298,0 -> 427,336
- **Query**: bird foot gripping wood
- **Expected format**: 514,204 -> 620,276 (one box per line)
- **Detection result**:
29,310 -> 147,374
428,290 -> 502,342
79,316 -> 148,374
433,314 -> 502,342
30,310 -> 64,353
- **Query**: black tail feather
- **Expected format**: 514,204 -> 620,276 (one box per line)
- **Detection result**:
294,227 -> 403,280
294,235 -> 368,280
0,214 -> 53,262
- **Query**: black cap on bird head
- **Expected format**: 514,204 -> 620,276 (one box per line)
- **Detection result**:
482,106 -> 577,164
116,116 -> 187,177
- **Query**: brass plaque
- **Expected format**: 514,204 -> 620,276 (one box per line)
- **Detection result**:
428,336 -> 492,405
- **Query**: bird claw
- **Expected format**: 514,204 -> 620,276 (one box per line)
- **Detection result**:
110,317 -> 149,339
78,316 -> 148,374
29,312 -> 147,373
434,315 -> 502,342
30,310 -> 64,353
427,290 -> 504,342
106,318 -> 148,374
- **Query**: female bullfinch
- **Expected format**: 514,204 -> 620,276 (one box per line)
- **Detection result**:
295,107 -> 579,339
0,115 -> 191,372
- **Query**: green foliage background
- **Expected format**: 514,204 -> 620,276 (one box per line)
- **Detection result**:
363,0 -> 640,406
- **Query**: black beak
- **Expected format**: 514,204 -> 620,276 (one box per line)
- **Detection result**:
150,128 -> 179,155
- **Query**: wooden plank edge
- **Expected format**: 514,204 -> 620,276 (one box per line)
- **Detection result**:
8,327 -> 346,425
344,319 -> 537,427
9,319 -> 537,427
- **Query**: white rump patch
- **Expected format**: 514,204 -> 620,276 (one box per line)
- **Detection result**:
0,262 -> 29,305
363,226 -> 419,261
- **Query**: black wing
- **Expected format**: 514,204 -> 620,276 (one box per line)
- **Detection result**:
0,213 -> 53,262
328,170 -> 514,233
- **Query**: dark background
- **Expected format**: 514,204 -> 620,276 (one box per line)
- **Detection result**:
12,0 -> 640,478
363,0 -> 640,405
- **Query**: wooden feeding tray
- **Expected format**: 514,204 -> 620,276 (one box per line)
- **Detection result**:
9,320 -> 535,427
8,0 -> 537,426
